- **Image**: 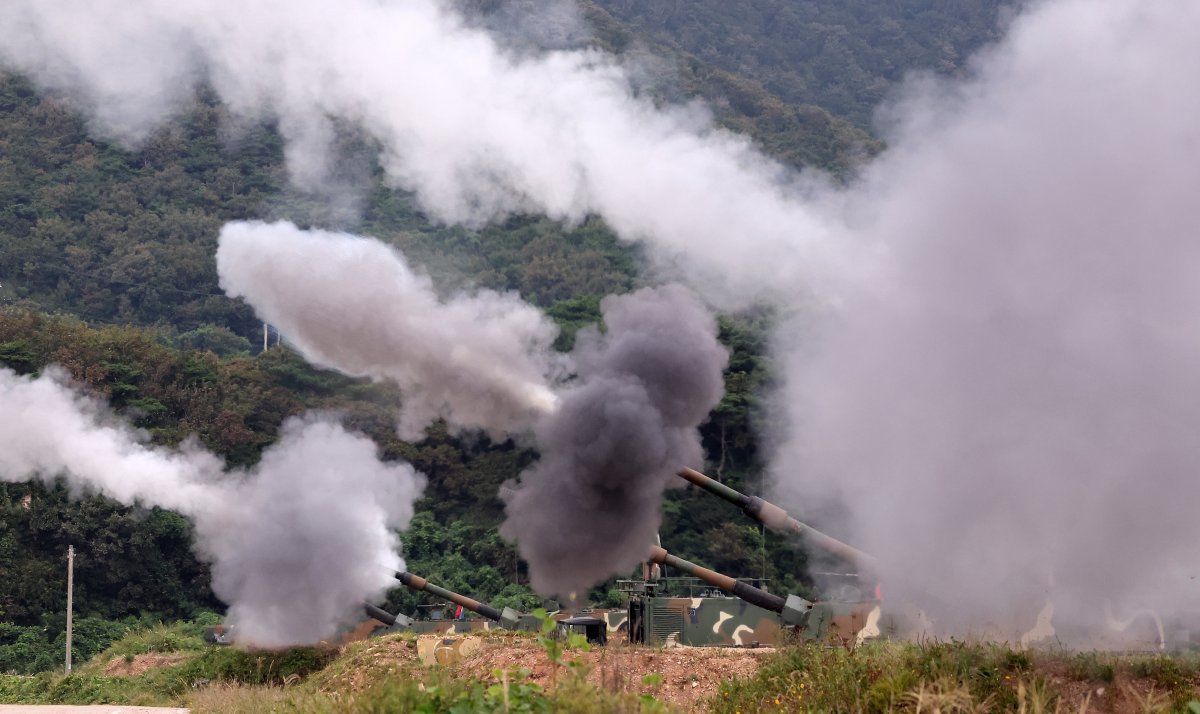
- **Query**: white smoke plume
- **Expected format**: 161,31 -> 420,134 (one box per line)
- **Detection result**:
771,0 -> 1200,643
0,0 -> 847,301
0,367 -> 424,646
197,415 -> 424,647
0,366 -> 224,513
217,220 -> 561,439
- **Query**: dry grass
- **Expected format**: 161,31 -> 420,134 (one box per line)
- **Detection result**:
186,682 -> 298,714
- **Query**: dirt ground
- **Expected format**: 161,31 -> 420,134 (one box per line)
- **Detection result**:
0,708 -> 188,713
1033,660 -> 1191,714
102,654 -> 191,678
453,639 -> 771,711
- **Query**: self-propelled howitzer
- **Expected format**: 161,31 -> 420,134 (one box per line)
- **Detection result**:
647,545 -> 811,626
677,467 -> 878,572
622,544 -> 813,646
628,545 -> 883,646
394,571 -> 521,629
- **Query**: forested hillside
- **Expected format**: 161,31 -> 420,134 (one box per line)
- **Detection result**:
1,0 -> 1001,673
589,0 -> 1013,127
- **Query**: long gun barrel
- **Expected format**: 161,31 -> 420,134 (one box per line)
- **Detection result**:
364,602 -> 415,629
364,602 -> 397,626
395,571 -> 518,627
647,545 -> 810,626
677,467 -> 877,571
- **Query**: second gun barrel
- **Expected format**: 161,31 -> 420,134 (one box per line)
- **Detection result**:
395,571 -> 504,622
647,545 -> 786,613
677,467 -> 877,571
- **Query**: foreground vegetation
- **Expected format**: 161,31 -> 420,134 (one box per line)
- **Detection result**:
718,641 -> 1200,713
2,621 -> 1198,712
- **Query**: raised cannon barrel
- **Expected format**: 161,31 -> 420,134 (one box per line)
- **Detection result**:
395,571 -> 519,628
677,467 -> 877,572
647,545 -> 810,626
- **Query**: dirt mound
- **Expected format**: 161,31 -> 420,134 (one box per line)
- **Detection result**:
309,635 -> 420,693
103,653 -> 191,677
454,639 -> 770,710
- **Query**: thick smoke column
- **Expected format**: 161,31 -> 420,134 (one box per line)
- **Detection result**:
771,0 -> 1200,639
0,367 -> 424,646
0,0 -> 846,301
217,220 -> 560,439
501,285 -> 727,596
197,416 -> 424,647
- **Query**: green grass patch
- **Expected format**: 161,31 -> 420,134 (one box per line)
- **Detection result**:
83,615 -> 219,667
1,640 -> 336,706
1062,650 -> 1118,684
714,641 -> 1200,713
0,670 -> 169,706
714,641 -> 1080,713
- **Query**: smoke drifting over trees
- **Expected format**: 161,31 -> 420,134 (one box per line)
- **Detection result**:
0,368 -> 425,646
217,220 -> 562,440
501,285 -> 727,596
0,0 -> 1198,642
0,0 -> 842,301
0,367 -> 223,514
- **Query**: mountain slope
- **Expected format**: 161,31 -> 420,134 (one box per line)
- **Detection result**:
589,0 -> 1013,128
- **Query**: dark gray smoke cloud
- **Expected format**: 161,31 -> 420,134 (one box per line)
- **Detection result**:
771,0 -> 1200,644
0,367 -> 425,647
500,285 -> 727,596
217,220 -> 562,440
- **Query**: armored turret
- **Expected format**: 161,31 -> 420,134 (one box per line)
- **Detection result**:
677,467 -> 877,572
394,571 -> 520,629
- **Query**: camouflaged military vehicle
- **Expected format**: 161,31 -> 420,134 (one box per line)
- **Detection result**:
391,571 -> 528,633
391,570 -> 629,639
623,543 -> 885,647
608,467 -> 894,647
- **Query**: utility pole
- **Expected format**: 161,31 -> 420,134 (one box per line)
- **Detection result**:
263,322 -> 269,352
65,545 -> 74,674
